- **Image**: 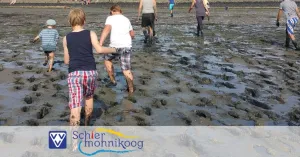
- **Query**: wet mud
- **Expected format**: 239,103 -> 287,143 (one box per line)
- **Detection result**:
0,6 -> 299,126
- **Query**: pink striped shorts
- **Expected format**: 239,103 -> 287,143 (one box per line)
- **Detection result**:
67,70 -> 98,109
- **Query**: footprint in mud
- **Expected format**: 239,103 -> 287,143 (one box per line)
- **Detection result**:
288,108 -> 300,125
37,106 -> 51,119
14,85 -> 23,90
143,107 -> 152,116
30,84 -> 39,91
14,77 -> 24,85
152,99 -> 168,108
27,76 -> 36,83
25,65 -> 34,70
195,110 -> 212,120
178,57 -> 190,65
244,87 -> 259,98
215,82 -> 236,89
247,98 -> 271,110
24,96 -> 33,104
190,88 -> 200,93
26,119 -> 39,126
228,111 -> 240,119
133,116 -> 149,126
16,61 -> 24,66
177,112 -> 192,126
196,97 -> 213,107
161,71 -> 173,78
263,79 -> 277,86
197,77 -> 213,85
160,89 -> 170,95
21,106 -> 33,112
248,111 -> 263,121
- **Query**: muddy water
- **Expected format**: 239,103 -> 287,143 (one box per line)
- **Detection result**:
0,7 -> 299,126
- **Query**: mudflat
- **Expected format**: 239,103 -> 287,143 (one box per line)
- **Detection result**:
0,5 -> 299,126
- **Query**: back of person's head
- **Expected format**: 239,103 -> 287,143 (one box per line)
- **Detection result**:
68,8 -> 86,27
110,4 -> 122,13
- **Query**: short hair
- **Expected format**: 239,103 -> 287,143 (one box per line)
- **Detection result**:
110,4 -> 122,13
68,8 -> 86,27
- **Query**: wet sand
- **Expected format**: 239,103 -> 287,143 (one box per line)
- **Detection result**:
0,6 -> 300,126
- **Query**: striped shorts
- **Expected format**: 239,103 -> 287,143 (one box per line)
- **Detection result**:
287,17 -> 299,35
103,47 -> 132,71
67,70 -> 98,109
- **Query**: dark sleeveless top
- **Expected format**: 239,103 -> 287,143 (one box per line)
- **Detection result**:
195,0 -> 205,17
66,30 -> 96,73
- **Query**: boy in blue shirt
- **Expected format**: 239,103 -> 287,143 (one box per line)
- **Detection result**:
168,0 -> 175,17
32,19 -> 59,72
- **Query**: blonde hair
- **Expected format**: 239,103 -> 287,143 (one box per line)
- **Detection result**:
68,8 -> 86,27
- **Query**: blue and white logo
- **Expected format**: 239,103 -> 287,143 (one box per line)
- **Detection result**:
49,131 -> 67,149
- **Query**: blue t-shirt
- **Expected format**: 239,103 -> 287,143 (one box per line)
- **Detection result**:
38,28 -> 59,51
169,0 -> 175,4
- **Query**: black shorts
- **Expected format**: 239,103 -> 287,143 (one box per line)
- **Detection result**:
44,51 -> 53,54
141,13 -> 155,29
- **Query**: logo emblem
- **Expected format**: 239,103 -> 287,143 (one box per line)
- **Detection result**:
49,131 -> 67,149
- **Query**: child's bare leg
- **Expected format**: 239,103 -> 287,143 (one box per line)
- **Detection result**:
70,106 -> 81,151
104,60 -> 116,84
149,26 -> 153,37
48,52 -> 55,72
123,70 -> 134,93
70,107 -> 81,126
43,53 -> 49,66
84,97 -> 93,126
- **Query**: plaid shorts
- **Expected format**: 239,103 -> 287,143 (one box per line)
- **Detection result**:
287,17 -> 299,35
103,47 -> 132,71
67,70 -> 98,109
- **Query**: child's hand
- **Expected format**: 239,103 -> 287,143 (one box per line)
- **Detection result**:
30,39 -> 35,43
276,20 -> 280,27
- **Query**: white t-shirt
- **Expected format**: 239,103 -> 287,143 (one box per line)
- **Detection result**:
105,14 -> 133,48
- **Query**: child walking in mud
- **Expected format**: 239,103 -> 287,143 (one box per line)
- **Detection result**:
63,8 -> 116,127
99,4 -> 135,94
189,0 -> 210,37
168,0 -> 175,17
276,0 -> 300,50
31,19 -> 59,72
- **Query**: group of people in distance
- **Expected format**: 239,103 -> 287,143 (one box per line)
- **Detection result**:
17,0 -> 300,126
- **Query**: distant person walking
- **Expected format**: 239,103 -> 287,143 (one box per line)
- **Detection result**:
168,0 -> 175,17
189,0 -> 209,37
276,0 -> 300,50
138,0 -> 157,43
10,0 -> 16,5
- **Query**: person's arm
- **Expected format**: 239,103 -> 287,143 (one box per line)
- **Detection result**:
138,0 -> 143,20
203,0 -> 209,15
153,0 -> 157,20
31,35 -> 40,43
129,22 -> 135,39
63,36 -> 69,65
189,0 -> 195,13
276,9 -> 283,27
130,30 -> 135,39
296,7 -> 300,19
99,24 -> 111,46
91,31 -> 116,54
